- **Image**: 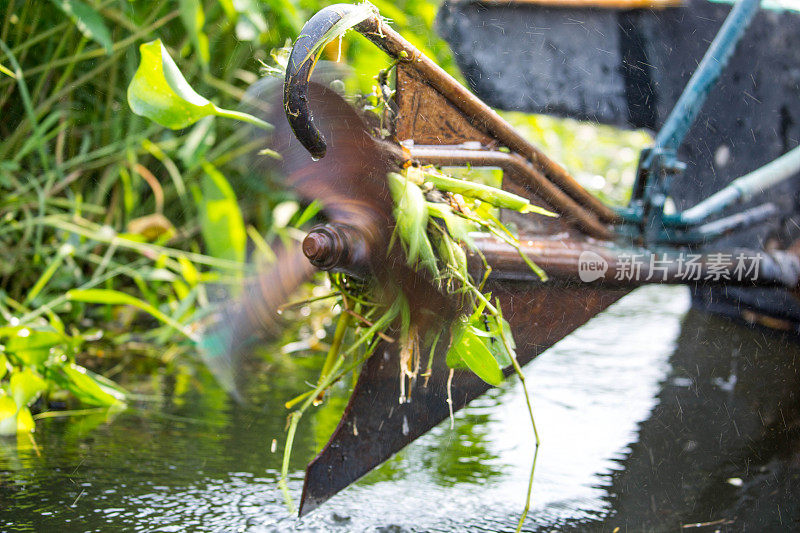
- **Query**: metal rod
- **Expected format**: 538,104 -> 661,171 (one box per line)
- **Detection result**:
676,144 -> 800,225
654,0 -> 761,152
471,234 -> 800,289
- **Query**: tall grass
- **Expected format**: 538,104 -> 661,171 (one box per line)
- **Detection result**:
0,0 -> 457,429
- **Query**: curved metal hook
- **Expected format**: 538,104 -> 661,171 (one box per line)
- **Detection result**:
283,4 -> 371,160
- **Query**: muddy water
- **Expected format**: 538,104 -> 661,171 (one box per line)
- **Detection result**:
2,285 -> 799,531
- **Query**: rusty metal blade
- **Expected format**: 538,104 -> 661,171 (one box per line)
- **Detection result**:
298,281 -> 629,516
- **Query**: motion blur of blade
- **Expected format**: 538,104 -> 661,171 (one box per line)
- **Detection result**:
199,64 -> 449,397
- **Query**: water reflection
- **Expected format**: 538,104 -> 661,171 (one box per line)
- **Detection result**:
603,306 -> 800,531
2,285 -> 799,531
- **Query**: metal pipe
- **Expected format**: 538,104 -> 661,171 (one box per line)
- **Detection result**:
654,0 -> 761,152
471,234 -> 800,289
675,144 -> 800,225
301,220 -> 800,290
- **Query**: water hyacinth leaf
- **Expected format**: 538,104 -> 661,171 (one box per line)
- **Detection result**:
128,40 -> 214,129
50,0 -> 113,54
194,162 -> 246,266
10,368 -> 47,409
446,319 -> 504,386
128,40 -> 270,130
56,364 -> 126,407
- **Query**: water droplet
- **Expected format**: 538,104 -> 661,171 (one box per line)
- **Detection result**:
311,156 -> 320,162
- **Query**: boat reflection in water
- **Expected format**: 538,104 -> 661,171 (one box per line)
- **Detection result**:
605,298 -> 800,531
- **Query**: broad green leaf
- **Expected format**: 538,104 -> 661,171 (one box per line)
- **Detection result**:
17,407 -> 35,433
49,0 -> 113,54
446,319 -> 504,386
0,396 -> 18,436
55,364 -> 126,407
193,162 -> 246,266
479,315 -> 515,369
128,40 -> 215,129
179,0 -> 210,69
127,40 -> 270,130
66,289 -> 195,340
1,327 -> 64,367
10,369 -> 46,409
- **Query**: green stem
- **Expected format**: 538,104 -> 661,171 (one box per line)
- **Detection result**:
212,107 -> 273,131
25,244 -> 74,304
278,411 -> 302,512
319,310 -> 353,385
496,303 -> 539,533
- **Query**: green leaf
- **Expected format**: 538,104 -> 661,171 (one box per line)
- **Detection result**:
16,406 -> 35,433
179,0 -> 210,69
66,289 -> 196,340
127,40 -> 270,130
1,327 -> 65,367
128,39 -> 215,129
446,319 -> 504,386
0,353 -> 7,380
49,0 -> 113,54
0,396 -> 18,436
387,173 -> 438,277
0,62 -> 15,79
478,314 -> 515,369
10,368 -> 46,409
217,0 -> 236,20
194,162 -> 246,266
427,202 -> 475,247
55,363 -> 126,407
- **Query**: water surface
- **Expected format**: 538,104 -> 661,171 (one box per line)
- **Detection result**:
3,285 -> 799,531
